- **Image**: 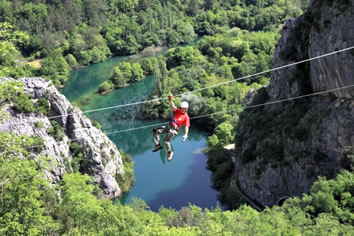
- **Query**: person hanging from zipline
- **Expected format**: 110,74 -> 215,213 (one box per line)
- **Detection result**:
152,95 -> 190,161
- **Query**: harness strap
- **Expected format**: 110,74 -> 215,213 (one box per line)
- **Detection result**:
170,117 -> 179,130
170,109 -> 179,130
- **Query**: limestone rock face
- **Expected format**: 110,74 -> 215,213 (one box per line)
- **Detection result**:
268,0 -> 354,100
233,0 -> 354,207
0,77 -> 124,199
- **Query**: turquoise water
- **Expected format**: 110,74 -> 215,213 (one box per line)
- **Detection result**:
61,53 -> 226,211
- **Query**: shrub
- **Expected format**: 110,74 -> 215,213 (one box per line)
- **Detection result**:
36,97 -> 50,115
34,121 -> 44,128
47,120 -> 65,141
89,118 -> 102,129
13,93 -> 35,113
115,150 -> 134,193
98,80 -> 114,94
65,54 -> 78,69
341,146 -> 354,171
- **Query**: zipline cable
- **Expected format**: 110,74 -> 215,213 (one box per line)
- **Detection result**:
14,83 -> 354,151
102,84 -> 354,136
47,46 -> 354,120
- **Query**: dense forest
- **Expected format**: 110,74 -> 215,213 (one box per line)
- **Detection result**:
0,0 -> 309,85
1,0 -> 353,234
0,129 -> 353,234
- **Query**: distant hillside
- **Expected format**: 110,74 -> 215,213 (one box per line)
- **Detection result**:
0,0 -> 307,86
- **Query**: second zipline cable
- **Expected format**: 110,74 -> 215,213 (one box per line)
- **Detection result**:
47,46 -> 354,120
23,83 -> 354,150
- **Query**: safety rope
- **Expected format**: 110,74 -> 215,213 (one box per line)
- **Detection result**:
46,46 -> 354,120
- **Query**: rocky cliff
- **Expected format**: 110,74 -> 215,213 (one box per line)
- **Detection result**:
233,0 -> 354,207
0,77 -> 125,199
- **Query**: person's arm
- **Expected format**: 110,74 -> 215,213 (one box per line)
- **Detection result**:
182,126 -> 189,142
168,95 -> 177,112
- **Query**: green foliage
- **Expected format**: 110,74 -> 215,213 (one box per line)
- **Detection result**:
284,170 -> 354,226
341,146 -> 354,171
40,50 -> 70,86
0,80 -> 35,114
47,120 -> 65,141
35,97 -> 50,115
131,62 -> 145,82
214,122 -> 234,145
90,118 -> 102,129
13,93 -> 35,113
65,53 -> 78,69
6,1 -> 351,235
34,121 -> 44,129
116,150 -> 135,193
0,80 -> 51,116
110,65 -> 129,88
0,131 -> 44,158
68,141 -> 84,173
98,80 -> 114,94
0,0 -> 306,87
140,58 -> 154,75
0,130 -> 353,234
109,61 -> 145,89
0,131 -> 58,234
0,41 -> 18,67
0,159 -> 59,235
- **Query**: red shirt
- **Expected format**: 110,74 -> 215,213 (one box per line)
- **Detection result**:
172,108 -> 190,128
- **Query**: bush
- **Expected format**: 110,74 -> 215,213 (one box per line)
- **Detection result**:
36,97 -> 49,115
13,93 -> 35,113
89,118 -> 102,129
47,120 -> 65,141
115,150 -> 134,193
98,80 -> 114,94
34,121 -> 44,128
65,54 -> 78,69
341,146 -> 354,171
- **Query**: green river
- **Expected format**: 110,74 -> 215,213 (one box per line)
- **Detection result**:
61,52 -> 227,211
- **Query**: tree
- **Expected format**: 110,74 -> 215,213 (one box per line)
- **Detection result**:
214,122 -> 234,145
0,159 -> 58,235
0,41 -> 17,66
111,67 -> 129,88
130,62 -> 144,82
40,50 -> 70,86
98,80 -> 114,94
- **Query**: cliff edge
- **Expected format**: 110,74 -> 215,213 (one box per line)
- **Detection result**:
233,0 -> 354,206
0,77 -> 125,199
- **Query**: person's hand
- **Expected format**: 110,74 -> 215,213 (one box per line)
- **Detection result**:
168,95 -> 173,101
182,134 -> 188,142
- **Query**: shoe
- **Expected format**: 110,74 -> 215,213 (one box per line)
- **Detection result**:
152,145 -> 162,152
167,151 -> 174,161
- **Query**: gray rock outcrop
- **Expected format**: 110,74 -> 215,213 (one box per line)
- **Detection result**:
233,0 -> 354,207
268,0 -> 354,100
0,77 -> 124,199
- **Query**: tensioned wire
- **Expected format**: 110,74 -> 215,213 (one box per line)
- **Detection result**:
47,46 -> 354,120
16,84 -> 354,151
103,84 -> 354,136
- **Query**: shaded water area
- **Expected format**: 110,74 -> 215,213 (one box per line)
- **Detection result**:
61,49 -> 226,211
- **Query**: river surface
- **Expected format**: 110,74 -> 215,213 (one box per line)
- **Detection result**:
61,51 -> 226,211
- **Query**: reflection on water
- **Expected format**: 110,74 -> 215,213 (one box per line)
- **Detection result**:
61,52 -> 226,211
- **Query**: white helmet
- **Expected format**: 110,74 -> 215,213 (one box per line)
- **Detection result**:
181,101 -> 189,109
